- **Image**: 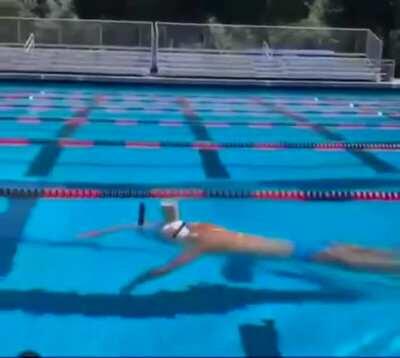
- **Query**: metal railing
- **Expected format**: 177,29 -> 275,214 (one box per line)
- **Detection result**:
24,32 -> 34,52
0,17 -> 392,81
379,59 -> 396,81
0,17 -> 153,49
155,22 -> 386,81
366,30 -> 383,64
0,18 -> 154,77
156,22 -> 383,61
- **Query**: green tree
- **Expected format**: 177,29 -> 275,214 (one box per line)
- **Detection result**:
18,0 -> 77,18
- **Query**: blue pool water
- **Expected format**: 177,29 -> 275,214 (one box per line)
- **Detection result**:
0,82 -> 400,356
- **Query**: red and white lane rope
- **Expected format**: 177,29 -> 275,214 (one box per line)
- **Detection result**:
0,187 -> 399,202
4,116 -> 400,131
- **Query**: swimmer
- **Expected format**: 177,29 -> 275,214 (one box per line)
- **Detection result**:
79,201 -> 400,293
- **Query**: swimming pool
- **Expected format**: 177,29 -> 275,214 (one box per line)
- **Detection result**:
0,81 -> 400,356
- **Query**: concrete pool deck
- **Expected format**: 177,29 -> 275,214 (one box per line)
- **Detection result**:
0,72 -> 399,90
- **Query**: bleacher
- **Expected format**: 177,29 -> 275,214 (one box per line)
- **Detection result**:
0,18 -> 153,77
155,22 -> 391,82
157,51 -> 382,81
0,18 -> 395,82
0,46 -> 151,76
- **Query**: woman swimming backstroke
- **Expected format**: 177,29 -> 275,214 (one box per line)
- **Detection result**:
79,201 -> 400,293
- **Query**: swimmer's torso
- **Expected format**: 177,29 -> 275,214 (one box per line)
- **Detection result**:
184,223 -> 293,257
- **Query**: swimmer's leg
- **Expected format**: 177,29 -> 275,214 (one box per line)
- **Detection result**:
120,248 -> 202,294
313,244 -> 400,273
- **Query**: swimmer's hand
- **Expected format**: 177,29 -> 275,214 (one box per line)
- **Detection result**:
78,230 -> 104,239
120,249 -> 201,294
120,267 -> 176,294
120,272 -> 155,294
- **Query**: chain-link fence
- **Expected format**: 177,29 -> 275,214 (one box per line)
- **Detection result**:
154,22 -> 392,81
0,17 -> 153,49
0,18 -> 392,81
0,17 -> 154,76
156,22 -> 383,62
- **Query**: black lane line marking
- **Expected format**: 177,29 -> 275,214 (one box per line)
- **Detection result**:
0,98 -> 96,279
26,101 -> 95,177
178,98 -> 255,282
240,320 -> 282,357
0,283 -> 360,318
274,105 -> 397,173
0,199 -> 36,277
179,98 -> 230,178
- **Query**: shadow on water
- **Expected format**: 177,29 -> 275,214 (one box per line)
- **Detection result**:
222,256 -> 257,283
267,268 -> 347,291
0,279 -> 362,318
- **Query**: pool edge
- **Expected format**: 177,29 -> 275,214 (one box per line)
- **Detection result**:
0,72 -> 400,90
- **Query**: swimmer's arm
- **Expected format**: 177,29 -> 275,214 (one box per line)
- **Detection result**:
78,223 -> 140,239
120,249 -> 201,293
161,200 -> 180,223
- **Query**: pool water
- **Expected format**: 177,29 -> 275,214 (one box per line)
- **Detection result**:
0,82 -> 400,356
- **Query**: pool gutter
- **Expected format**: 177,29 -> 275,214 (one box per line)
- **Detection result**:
1,72 -> 400,89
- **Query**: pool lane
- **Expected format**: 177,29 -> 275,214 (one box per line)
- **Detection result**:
0,84 -> 400,356
1,198 -> 400,356
0,86 -> 399,189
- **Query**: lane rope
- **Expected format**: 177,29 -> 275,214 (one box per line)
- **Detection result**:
4,116 -> 400,131
0,137 -> 399,152
0,102 -> 385,116
0,187 -> 399,201
3,92 -> 400,108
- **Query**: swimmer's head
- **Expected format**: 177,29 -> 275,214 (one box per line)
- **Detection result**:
161,220 -> 190,240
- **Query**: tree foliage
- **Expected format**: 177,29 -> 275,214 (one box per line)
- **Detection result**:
25,0 -> 398,40
18,0 -> 77,18
15,0 -> 400,70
